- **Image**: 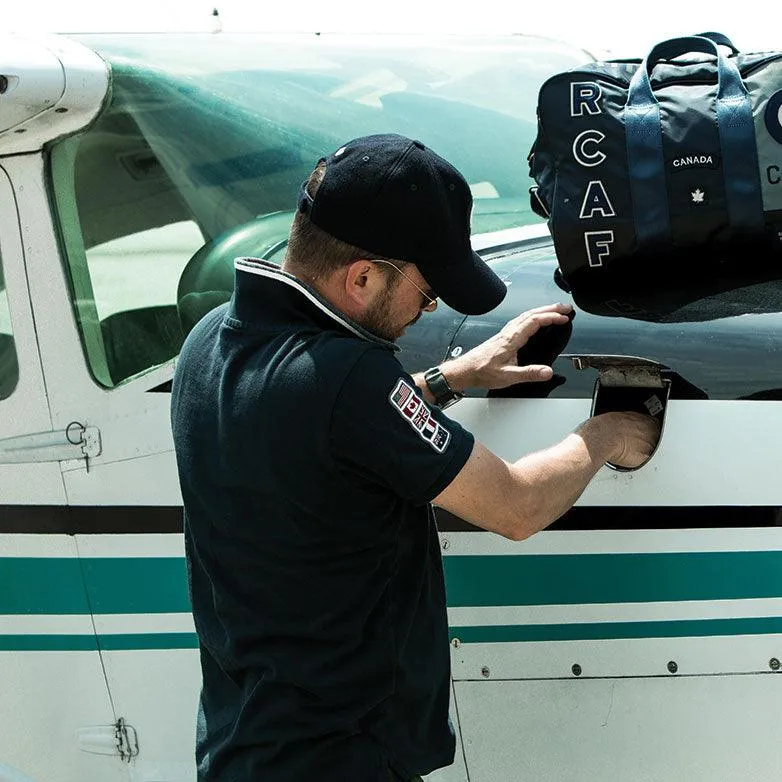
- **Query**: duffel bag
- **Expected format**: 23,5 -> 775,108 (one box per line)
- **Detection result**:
528,33 -> 782,289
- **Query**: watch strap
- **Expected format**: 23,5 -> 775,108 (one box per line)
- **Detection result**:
423,366 -> 461,407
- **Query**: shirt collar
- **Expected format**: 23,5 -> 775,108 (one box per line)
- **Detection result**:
232,257 -> 399,352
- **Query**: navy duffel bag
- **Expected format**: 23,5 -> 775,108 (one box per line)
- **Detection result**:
528,33 -> 782,289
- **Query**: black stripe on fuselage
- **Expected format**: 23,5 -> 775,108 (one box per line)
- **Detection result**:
435,506 -> 782,531
0,506 -> 780,535
0,506 -> 184,534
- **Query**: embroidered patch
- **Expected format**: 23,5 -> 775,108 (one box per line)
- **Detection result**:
667,153 -> 720,171
389,379 -> 451,453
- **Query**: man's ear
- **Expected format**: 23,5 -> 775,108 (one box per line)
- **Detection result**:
344,260 -> 382,308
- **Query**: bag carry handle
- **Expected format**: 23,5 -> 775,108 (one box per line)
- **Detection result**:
625,36 -> 763,249
631,36 -> 745,102
695,31 -> 740,55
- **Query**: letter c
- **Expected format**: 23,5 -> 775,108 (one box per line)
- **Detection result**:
769,165 -> 781,185
573,130 -> 606,168
765,91 -> 782,145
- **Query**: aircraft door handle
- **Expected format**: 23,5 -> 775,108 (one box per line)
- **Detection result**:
0,422 -> 101,466
77,718 -> 138,760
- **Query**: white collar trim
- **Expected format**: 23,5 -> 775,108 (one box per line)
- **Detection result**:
234,257 -> 398,350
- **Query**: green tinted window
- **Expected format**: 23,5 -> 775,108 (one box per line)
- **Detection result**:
51,33 -> 589,386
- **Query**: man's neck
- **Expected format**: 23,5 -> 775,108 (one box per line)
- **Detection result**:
282,261 -> 359,322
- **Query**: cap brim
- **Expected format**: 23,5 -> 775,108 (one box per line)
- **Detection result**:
423,250 -> 507,316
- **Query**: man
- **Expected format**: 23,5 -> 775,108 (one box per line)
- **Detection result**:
171,134 -> 658,782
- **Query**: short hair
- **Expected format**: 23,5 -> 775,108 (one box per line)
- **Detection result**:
284,162 -> 405,283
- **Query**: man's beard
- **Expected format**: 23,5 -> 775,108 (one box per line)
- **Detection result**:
361,288 -> 402,341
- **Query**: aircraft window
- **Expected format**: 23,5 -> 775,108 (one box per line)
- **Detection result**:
87,222 -> 203,322
49,126 -> 207,386
0,261 -> 18,400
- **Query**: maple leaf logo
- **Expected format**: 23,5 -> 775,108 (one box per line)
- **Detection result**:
691,189 -> 705,203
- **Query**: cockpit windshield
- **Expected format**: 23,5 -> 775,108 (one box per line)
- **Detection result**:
50,33 -> 590,387
79,33 -> 590,241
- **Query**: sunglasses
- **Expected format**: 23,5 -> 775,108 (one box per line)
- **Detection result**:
372,260 -> 437,309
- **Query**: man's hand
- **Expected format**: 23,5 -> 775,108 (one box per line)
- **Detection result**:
441,303 -> 573,392
578,412 -> 661,469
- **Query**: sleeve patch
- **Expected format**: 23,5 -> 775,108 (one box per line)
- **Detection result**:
388,378 -> 451,453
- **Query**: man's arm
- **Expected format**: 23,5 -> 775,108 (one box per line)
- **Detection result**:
417,301 -> 659,537
433,412 -> 659,541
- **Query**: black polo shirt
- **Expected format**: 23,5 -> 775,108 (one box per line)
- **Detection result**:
171,258 -> 474,781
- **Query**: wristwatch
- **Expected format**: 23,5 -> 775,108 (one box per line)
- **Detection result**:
423,366 -> 462,408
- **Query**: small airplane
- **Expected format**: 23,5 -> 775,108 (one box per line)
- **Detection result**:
1,26 -> 782,782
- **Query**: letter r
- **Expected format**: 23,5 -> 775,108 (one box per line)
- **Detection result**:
571,82 -> 602,117
584,230 -> 614,267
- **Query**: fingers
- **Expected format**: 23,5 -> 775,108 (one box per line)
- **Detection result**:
505,311 -> 571,348
605,412 -> 661,469
509,303 -> 573,323
508,302 -> 572,323
613,412 -> 661,445
501,364 -> 555,385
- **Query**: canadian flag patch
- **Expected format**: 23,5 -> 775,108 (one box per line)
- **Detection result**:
388,379 -> 451,453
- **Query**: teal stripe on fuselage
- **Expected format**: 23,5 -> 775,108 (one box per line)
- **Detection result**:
0,558 -> 91,614
98,632 -> 199,650
0,634 -> 98,651
443,552 -> 782,607
451,616 -> 782,644
4,551 -> 782,615
4,617 -> 782,651
0,557 -> 191,614
0,633 -> 198,652
81,557 -> 190,614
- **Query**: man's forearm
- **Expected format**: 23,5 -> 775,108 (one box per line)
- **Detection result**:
435,418 -> 617,541
503,422 -> 613,539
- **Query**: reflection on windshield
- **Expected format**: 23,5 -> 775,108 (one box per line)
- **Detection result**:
79,33 -> 590,242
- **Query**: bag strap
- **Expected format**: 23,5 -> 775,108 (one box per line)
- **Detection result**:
695,31 -> 740,55
624,35 -> 763,249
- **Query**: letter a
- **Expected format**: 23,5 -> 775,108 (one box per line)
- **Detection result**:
584,230 -> 614,268
570,82 -> 602,117
580,180 -> 616,219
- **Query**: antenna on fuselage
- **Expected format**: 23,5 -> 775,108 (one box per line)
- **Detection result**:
211,7 -> 222,34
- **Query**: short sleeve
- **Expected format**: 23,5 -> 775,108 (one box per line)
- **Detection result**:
329,347 -> 474,504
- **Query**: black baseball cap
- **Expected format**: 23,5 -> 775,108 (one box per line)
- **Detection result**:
297,134 -> 506,316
